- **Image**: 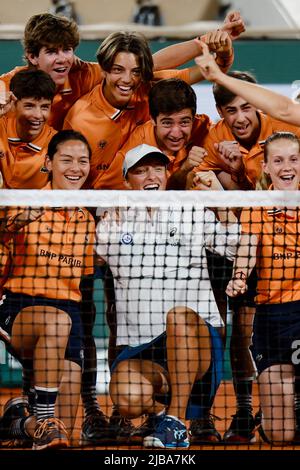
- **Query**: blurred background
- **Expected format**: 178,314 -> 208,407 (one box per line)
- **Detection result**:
1,0 -> 300,35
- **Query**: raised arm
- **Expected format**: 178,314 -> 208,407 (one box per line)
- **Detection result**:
189,32 -> 234,84
195,42 -> 300,126
154,32 -> 234,85
152,37 -> 203,70
152,9 -> 243,70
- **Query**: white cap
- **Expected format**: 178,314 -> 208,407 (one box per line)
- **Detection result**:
123,144 -> 169,177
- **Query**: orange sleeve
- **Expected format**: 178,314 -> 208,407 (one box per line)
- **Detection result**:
0,207 -> 7,220
271,117 -> 300,138
190,114 -> 213,146
240,208 -> 263,236
153,68 -> 190,84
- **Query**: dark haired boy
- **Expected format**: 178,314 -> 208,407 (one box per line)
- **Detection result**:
0,69 -> 56,189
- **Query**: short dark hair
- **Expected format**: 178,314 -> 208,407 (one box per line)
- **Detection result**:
23,13 -> 80,58
96,31 -> 153,83
149,78 -> 196,120
10,69 -> 56,101
47,130 -> 92,161
213,71 -> 257,108
264,131 -> 300,162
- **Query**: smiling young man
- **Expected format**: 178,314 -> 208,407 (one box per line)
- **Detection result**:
194,71 -> 300,190
99,78 -> 212,190
0,69 -> 57,189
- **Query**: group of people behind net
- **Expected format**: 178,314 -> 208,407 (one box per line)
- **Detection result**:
0,9 -> 299,450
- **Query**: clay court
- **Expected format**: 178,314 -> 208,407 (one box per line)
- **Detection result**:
1,382 -> 299,451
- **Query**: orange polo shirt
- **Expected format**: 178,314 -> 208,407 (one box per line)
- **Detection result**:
4,197 -> 95,302
0,58 -> 102,130
195,112 -> 300,187
63,68 -> 190,189
0,115 -> 57,189
109,114 -> 212,189
241,207 -> 300,304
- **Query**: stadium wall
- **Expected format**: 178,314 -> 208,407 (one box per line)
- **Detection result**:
1,39 -> 300,84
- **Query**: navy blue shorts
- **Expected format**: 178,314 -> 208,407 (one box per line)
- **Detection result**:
111,323 -> 224,420
0,290 -> 84,367
251,300 -> 300,375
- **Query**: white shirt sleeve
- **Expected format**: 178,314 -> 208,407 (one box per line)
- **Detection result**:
204,208 -> 240,260
95,208 -> 118,261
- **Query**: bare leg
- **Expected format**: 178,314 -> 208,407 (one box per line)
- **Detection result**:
10,305 -> 72,448
259,364 -> 295,443
56,359 -> 81,436
166,307 -> 211,420
15,361 -> 81,440
11,306 -> 71,389
230,306 -> 256,381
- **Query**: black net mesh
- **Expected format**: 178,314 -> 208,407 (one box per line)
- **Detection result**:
0,189 -> 300,450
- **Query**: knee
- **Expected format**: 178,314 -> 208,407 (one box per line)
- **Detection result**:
109,363 -> 154,418
167,306 -> 199,327
58,311 -> 72,329
42,311 -> 72,345
51,311 -> 72,334
110,382 -> 152,418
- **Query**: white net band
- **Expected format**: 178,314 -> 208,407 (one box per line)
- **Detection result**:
1,189 -> 300,208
